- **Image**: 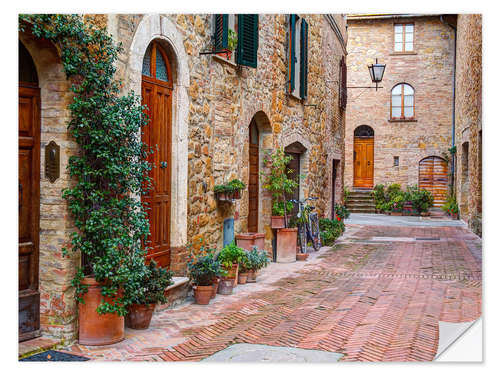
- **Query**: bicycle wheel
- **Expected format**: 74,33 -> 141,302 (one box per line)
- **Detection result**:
309,213 -> 321,251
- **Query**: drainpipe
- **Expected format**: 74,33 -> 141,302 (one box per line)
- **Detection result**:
441,15 -> 457,196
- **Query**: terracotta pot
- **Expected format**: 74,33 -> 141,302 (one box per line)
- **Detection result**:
296,253 -> 309,261
238,272 -> 249,284
271,216 -> 285,229
235,233 -> 265,251
125,303 -> 155,330
247,270 -> 257,283
232,190 -> 241,200
451,213 -> 458,219
392,211 -> 403,216
193,285 -> 213,305
420,211 -> 430,217
211,278 -> 220,299
276,228 -> 298,263
78,277 -> 125,346
217,278 -> 234,295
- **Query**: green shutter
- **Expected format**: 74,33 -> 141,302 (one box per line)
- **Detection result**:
300,18 -> 309,99
236,14 -> 259,68
214,14 -> 228,51
289,14 -> 297,93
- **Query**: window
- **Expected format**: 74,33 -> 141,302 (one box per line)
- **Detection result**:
142,41 -> 171,85
339,56 -> 347,110
213,14 -> 259,68
394,23 -> 414,52
393,156 -> 399,166
288,15 -> 309,99
391,83 -> 415,120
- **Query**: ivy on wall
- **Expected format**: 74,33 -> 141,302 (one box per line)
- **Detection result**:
19,14 -> 152,315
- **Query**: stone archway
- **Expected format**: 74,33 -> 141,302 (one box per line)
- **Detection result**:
126,15 -> 189,271
19,31 -> 78,341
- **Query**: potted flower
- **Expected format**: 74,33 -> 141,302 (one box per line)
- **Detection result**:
188,252 -> 223,305
246,247 -> 270,282
214,184 -> 230,201
214,179 -> 245,202
334,203 -> 350,221
228,179 -> 246,200
238,250 -> 252,284
124,260 -> 173,329
217,242 -> 246,291
217,28 -> 237,60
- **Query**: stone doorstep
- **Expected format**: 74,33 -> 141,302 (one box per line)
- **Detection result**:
19,336 -> 63,359
156,276 -> 190,312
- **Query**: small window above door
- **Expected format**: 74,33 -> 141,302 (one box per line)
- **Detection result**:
142,41 -> 172,87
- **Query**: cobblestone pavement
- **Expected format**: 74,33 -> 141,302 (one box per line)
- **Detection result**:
62,222 -> 482,362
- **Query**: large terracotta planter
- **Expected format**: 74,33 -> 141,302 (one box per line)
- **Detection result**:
238,272 -> 249,284
247,270 -> 257,283
271,216 -> 285,229
78,277 -> 125,346
236,233 -> 265,251
217,278 -> 234,295
193,285 -> 213,305
276,228 -> 298,263
125,303 -> 155,330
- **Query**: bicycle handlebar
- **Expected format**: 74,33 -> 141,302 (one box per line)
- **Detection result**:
288,197 -> 318,204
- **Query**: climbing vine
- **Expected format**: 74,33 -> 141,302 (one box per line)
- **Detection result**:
19,14 -> 152,315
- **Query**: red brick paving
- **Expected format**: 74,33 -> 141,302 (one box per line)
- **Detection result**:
62,224 -> 481,362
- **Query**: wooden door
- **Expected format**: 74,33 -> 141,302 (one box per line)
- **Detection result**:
419,156 -> 448,207
285,152 -> 300,217
353,137 -> 374,188
19,84 -> 41,341
248,120 -> 259,233
141,42 -> 172,268
331,160 -> 337,219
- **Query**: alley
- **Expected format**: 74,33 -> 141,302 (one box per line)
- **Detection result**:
62,215 -> 482,362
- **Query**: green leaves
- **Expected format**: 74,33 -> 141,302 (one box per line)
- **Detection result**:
20,14 -> 152,315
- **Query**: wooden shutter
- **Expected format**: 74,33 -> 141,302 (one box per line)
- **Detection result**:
300,18 -> 309,99
340,56 -> 347,110
289,14 -> 297,93
214,14 -> 228,51
236,14 -> 259,68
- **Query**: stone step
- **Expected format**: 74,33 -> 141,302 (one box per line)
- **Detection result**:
349,208 -> 377,213
347,198 -> 374,204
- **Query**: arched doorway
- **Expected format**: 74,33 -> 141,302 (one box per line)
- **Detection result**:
141,41 -> 173,268
353,125 -> 374,188
248,118 -> 259,233
19,40 -> 41,341
285,141 -> 307,216
419,156 -> 448,207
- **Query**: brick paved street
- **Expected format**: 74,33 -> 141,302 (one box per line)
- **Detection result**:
62,218 -> 481,362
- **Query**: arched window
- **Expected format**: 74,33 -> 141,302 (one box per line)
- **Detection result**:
142,41 -> 171,85
391,83 -> 414,120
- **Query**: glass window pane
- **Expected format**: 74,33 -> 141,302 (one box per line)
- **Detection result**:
392,95 -> 401,107
395,33 -> 403,42
404,84 -> 414,94
405,24 -> 414,33
405,42 -> 413,51
142,44 -> 152,77
405,32 -> 413,43
395,42 -> 403,51
394,24 -> 403,33
405,106 -> 414,118
392,84 -> 402,95
392,107 -> 401,118
155,51 -> 169,81
404,95 -> 414,107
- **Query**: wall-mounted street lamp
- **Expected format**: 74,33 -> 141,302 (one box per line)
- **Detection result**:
347,58 -> 386,91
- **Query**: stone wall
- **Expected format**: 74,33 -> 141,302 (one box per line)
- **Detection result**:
109,14 -> 347,262
454,14 -> 482,236
345,16 -> 454,191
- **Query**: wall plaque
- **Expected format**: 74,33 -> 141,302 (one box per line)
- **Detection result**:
45,141 -> 60,183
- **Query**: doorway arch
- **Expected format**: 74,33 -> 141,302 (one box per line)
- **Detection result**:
418,156 -> 448,207
141,40 -> 173,268
353,125 -> 374,188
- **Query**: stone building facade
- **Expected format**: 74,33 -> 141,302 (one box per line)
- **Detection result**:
345,15 -> 454,203
19,14 -> 347,342
454,14 -> 482,236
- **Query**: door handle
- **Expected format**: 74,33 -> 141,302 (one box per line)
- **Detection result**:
160,161 -> 168,169
19,181 -> 23,211
367,161 -> 371,166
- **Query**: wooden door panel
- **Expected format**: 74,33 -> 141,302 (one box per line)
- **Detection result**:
248,141 -> 259,233
353,138 -> 374,188
419,157 -> 448,207
141,79 -> 171,268
19,85 -> 40,341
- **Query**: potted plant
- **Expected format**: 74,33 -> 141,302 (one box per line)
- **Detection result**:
228,179 -> 245,200
217,28 -> 237,60
247,247 -> 270,282
237,250 -> 252,284
271,201 -> 293,229
124,260 -> 173,329
214,179 -> 245,202
188,250 -> 223,305
217,242 -> 246,290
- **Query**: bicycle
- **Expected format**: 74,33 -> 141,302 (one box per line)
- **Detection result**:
289,197 -> 322,253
